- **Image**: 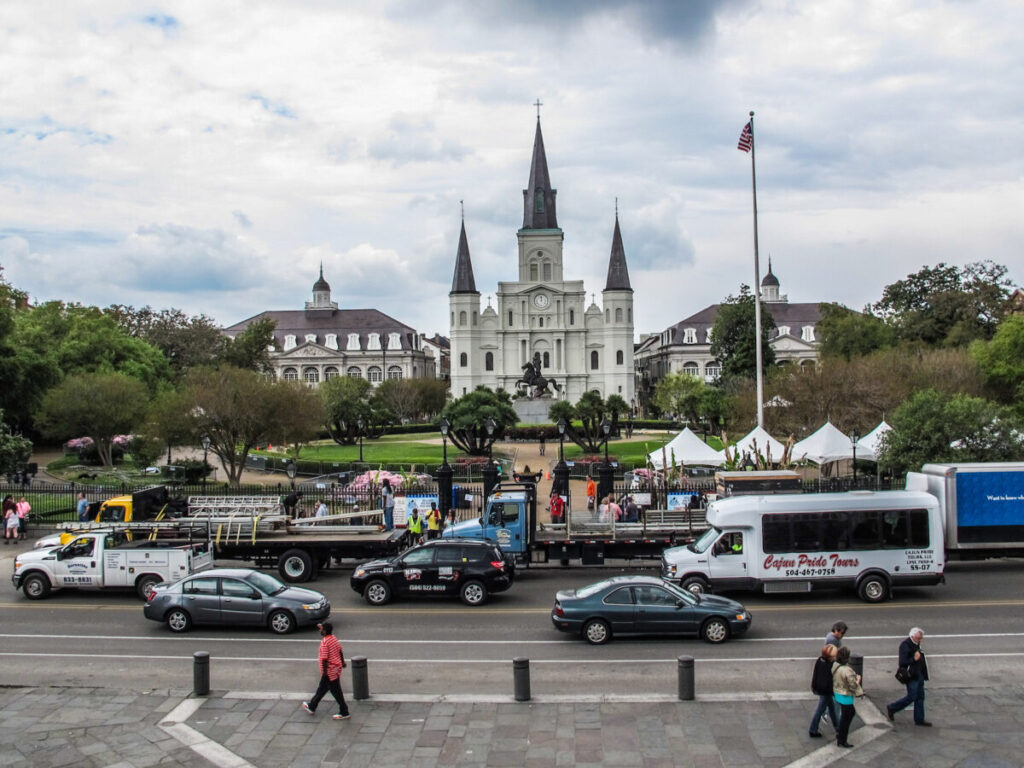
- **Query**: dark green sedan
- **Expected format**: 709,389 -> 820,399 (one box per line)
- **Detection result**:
551,574 -> 752,645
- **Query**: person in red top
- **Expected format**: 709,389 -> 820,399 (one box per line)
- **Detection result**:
549,494 -> 565,524
302,622 -> 351,720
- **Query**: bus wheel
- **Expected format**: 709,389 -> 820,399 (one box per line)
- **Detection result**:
279,549 -> 314,583
681,576 -> 708,596
857,574 -> 889,603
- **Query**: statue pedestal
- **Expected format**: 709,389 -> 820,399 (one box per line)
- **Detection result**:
513,398 -> 554,425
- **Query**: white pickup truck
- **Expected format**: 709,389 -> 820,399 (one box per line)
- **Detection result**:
12,531 -> 214,600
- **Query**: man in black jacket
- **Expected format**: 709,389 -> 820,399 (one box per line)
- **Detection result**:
887,627 -> 931,726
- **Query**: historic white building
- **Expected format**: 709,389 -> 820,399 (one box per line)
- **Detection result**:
224,267 -> 436,385
448,118 -> 635,404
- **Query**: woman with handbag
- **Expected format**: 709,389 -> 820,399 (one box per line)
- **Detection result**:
832,646 -> 863,748
808,644 -> 838,738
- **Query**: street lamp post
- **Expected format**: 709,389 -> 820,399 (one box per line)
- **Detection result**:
480,417 -> 499,504
286,460 -> 297,490
598,416 -> 614,505
357,417 -> 365,463
553,417 -> 569,508
201,435 -> 211,491
850,430 -> 860,486
437,417 -> 453,517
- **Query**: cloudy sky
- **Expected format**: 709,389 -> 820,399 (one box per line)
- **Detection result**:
1,1 -> 1022,339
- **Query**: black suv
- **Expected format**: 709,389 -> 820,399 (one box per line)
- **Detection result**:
350,539 -> 513,606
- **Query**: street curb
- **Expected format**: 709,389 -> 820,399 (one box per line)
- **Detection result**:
223,689 -> 820,704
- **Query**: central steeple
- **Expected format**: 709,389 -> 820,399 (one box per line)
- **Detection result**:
522,117 -> 558,230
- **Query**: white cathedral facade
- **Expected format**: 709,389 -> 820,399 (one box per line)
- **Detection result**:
448,118 -> 635,405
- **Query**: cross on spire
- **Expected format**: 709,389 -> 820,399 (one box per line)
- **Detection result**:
460,199 -> 464,220
534,99 -> 543,119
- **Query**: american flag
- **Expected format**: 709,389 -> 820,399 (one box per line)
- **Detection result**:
737,121 -> 753,153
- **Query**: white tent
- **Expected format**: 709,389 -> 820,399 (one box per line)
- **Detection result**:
647,427 -> 726,469
855,421 -> 892,462
791,421 -> 856,465
730,426 -> 787,464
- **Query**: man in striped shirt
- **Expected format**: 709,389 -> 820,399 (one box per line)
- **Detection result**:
302,622 -> 350,720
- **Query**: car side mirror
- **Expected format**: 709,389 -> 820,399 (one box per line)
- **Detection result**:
55,550 -> 64,561
251,591 -> 261,600
676,600 -> 686,609
478,516 -> 484,526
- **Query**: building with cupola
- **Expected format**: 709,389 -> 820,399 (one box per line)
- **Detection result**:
633,261 -> 823,413
448,117 -> 635,407
224,266 -> 436,385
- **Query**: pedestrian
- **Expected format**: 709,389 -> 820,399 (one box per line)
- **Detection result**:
426,502 -> 441,540
549,493 -> 565,524
283,490 -> 304,518
3,496 -> 18,544
380,478 -> 395,531
886,627 -> 931,726
16,496 -> 30,540
808,644 -> 838,738
585,475 -> 596,511
301,622 -> 351,721
538,434 -> 546,456
76,492 -> 90,522
831,646 -> 862,748
608,496 -> 623,522
597,495 -> 609,523
624,496 -> 640,523
315,499 -> 329,519
407,506 -> 423,545
444,508 -> 457,529
826,621 -> 848,648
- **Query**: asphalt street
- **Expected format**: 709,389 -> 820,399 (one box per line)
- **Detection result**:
3,551 -> 1024,701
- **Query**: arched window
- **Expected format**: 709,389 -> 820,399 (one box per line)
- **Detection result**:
616,350 -> 624,365
569,309 -> 575,325
346,366 -> 362,378
682,362 -> 700,377
283,367 -> 299,381
535,189 -> 544,213
485,352 -> 494,371
508,310 -> 513,327
367,366 -> 383,383
615,307 -> 623,323
605,309 -> 610,322
460,352 -> 468,367
303,367 -> 320,384
324,366 -> 340,379
387,365 -> 402,380
628,308 -> 632,323
543,351 -> 550,368
705,362 -> 721,379
538,317 -> 544,328
543,262 -> 551,281
459,311 -> 467,326
472,311 -> 478,326
530,262 -> 538,281
590,351 -> 599,370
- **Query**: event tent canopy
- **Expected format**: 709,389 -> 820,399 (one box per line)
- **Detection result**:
730,426 -> 787,464
855,421 -> 891,462
791,421 -> 857,465
647,427 -> 725,469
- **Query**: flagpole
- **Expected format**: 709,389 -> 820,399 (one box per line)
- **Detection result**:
748,110 -> 765,429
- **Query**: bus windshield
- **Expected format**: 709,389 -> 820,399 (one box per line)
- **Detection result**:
689,527 -> 720,554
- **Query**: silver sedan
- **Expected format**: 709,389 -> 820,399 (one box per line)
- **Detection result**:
143,568 -> 330,634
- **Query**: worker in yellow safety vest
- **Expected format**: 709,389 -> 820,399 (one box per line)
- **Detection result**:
407,507 -> 423,545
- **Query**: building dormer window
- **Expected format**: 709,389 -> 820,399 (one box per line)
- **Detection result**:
684,328 -> 697,344
284,335 -> 296,350
346,333 -> 360,350
368,333 -> 381,350
305,334 -> 317,344
777,325 -> 791,337
705,328 -> 713,343
325,334 -> 338,350
388,332 -> 401,348
802,325 -> 815,342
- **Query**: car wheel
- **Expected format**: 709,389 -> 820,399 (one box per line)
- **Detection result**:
268,609 -> 296,635
364,579 -> 391,606
460,580 -> 488,606
22,573 -> 51,600
136,575 -> 161,601
166,608 -> 192,633
278,549 -> 314,583
681,576 -> 708,596
701,617 -> 729,644
857,575 -> 889,603
583,618 -> 612,645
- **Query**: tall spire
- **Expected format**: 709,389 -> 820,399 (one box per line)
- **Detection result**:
522,117 -> 558,230
604,213 -> 632,291
450,219 -> 478,294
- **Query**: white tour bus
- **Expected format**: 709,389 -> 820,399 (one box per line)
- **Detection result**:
661,490 -> 945,603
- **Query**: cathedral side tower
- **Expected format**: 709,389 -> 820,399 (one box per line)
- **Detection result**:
600,213 -> 635,403
448,219 -> 482,397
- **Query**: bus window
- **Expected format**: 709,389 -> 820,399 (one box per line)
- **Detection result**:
762,515 -> 789,553
881,510 -> 908,548
791,514 -> 820,550
850,511 -> 881,549
821,512 -> 851,551
907,509 -> 929,547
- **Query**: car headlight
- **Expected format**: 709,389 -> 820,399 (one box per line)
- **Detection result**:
735,612 -> 747,620
302,601 -> 323,611
354,568 -> 366,578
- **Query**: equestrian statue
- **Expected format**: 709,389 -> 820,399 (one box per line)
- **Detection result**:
515,352 -> 562,399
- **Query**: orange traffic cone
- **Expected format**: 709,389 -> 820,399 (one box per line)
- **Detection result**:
545,471 -> 551,480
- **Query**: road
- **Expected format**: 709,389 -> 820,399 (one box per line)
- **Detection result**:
3,556 -> 1024,698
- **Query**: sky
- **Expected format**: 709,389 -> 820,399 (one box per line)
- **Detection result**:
1,0 -> 1022,340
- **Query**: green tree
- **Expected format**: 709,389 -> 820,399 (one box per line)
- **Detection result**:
107,305 -> 225,377
817,302 -> 894,360
441,387 -> 517,456
178,365 -> 317,486
144,388 -> 195,464
710,285 -> 777,381
36,372 -> 151,466
321,376 -> 377,445
653,373 -> 705,423
877,389 -> 1024,476
414,378 -> 449,419
605,394 -> 629,434
872,261 -> 1014,346
0,409 -> 32,476
373,379 -> 422,424
971,315 -> 1024,407
221,317 -> 276,374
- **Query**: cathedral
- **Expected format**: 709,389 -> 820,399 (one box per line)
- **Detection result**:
448,118 -> 635,407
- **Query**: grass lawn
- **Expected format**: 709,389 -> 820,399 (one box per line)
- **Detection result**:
561,434 -> 725,464
261,440 -> 467,465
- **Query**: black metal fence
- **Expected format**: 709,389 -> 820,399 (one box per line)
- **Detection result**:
245,454 -> 512,482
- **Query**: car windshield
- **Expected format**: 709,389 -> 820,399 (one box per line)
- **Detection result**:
575,579 -> 615,599
244,571 -> 287,595
689,527 -> 720,554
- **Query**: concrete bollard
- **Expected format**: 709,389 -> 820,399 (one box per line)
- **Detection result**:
193,651 -> 210,697
850,652 -> 864,684
677,655 -> 695,701
351,656 -> 369,700
513,657 -> 531,702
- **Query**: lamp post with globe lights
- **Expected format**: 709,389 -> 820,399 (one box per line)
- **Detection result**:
437,417 -> 454,519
